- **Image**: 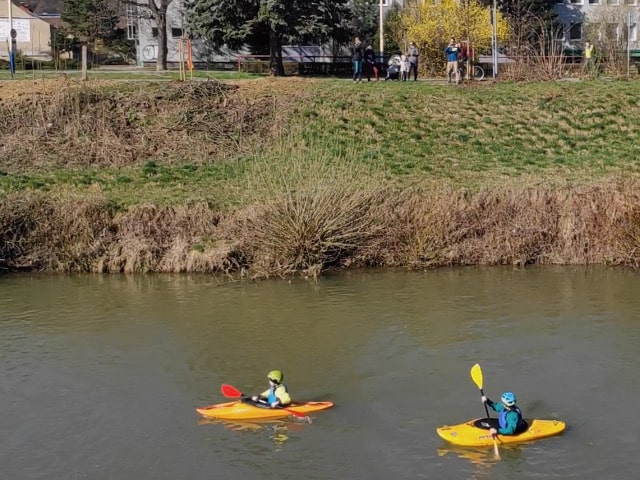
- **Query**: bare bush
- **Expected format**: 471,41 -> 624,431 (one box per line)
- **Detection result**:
2,180 -> 640,277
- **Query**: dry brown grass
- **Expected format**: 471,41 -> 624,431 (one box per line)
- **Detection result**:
2,180 -> 640,277
0,77 -> 300,173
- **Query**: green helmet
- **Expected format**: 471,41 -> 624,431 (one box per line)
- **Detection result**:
267,370 -> 283,384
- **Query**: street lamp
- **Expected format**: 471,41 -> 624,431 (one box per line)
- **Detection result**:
379,0 -> 384,63
492,0 -> 498,78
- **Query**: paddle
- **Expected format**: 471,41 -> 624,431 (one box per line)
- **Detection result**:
470,364 -> 500,459
220,383 -> 308,419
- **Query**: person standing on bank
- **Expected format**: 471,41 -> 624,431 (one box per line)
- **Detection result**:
364,44 -> 379,81
583,41 -> 595,75
445,37 -> 460,84
352,37 -> 363,82
407,41 -> 419,81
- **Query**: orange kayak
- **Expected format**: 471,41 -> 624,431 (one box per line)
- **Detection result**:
196,400 -> 334,420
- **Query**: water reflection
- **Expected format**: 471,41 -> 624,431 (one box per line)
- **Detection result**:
438,444 -> 526,479
197,417 -> 311,449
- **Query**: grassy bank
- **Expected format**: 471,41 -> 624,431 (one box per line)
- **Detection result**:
1,77 -> 640,276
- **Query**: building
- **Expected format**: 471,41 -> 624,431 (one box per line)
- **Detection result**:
0,1 -> 62,60
128,1 -> 640,68
554,0 -> 639,49
129,0 -> 406,67
128,1 -> 250,68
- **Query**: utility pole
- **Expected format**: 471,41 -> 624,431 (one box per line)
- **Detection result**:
379,0 -> 384,64
7,0 -> 16,77
492,0 -> 498,78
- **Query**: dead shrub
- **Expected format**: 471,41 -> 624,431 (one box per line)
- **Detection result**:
3,180 -> 640,276
0,192 -> 114,271
370,187 -> 458,268
241,186 -> 382,278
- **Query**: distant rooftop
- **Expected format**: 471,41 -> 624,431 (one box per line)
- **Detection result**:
20,0 -> 63,15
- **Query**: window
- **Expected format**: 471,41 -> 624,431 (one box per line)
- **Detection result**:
569,23 -> 582,40
152,27 -> 159,38
624,0 -> 636,5
127,24 -> 138,40
588,0 -> 599,4
171,28 -> 183,38
607,0 -> 619,5
569,0 -> 583,4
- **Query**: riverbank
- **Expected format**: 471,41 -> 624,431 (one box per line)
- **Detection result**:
1,77 -> 640,276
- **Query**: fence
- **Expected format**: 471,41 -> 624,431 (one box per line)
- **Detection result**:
236,54 -> 389,77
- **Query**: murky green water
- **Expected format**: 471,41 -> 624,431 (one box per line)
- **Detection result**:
1,267 -> 639,479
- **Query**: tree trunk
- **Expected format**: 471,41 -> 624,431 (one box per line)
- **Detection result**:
155,9 -> 168,71
142,0 -> 170,71
269,29 -> 284,76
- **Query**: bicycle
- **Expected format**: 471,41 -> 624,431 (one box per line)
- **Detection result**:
457,59 -> 485,81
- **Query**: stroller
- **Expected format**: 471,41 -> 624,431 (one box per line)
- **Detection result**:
385,55 -> 401,81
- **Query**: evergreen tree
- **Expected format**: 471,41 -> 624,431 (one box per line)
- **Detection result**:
186,0 -> 350,76
62,0 -> 120,44
346,0 -> 378,47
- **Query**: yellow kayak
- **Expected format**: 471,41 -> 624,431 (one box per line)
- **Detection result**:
437,418 -> 566,447
196,400 -> 334,420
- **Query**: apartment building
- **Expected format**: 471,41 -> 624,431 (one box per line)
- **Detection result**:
554,0 -> 639,50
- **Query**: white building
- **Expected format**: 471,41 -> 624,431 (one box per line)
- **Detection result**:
128,0 -> 405,67
554,0 -> 639,52
128,1 -> 640,67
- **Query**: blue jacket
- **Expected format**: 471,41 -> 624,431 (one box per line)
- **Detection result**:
445,45 -> 459,62
486,400 -> 527,435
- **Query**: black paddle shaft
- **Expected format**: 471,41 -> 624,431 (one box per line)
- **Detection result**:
480,387 -> 490,418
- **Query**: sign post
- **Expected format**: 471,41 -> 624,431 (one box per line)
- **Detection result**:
7,0 -> 15,77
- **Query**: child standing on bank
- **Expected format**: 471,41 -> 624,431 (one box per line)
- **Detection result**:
400,54 -> 410,82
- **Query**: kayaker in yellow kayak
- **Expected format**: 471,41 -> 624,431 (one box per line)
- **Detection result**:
481,391 -> 528,435
250,370 -> 292,408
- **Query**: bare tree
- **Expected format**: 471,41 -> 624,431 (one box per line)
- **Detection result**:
126,0 -> 174,71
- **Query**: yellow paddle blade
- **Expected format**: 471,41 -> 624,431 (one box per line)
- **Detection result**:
470,363 -> 483,390
493,438 -> 501,459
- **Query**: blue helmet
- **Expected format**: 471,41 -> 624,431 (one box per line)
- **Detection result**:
501,391 -> 516,407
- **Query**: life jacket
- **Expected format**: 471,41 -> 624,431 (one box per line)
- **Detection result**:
499,406 -> 527,433
267,383 -> 288,404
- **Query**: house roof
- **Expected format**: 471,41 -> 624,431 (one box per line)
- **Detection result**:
20,0 -> 63,15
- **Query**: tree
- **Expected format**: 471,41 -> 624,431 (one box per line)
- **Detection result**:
186,0 -> 350,76
126,0 -> 175,71
346,0 -> 378,46
478,0 -> 558,53
398,0 -> 508,75
62,0 -> 120,44
383,3 -> 404,57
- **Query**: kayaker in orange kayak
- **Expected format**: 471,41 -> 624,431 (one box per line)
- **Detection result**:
250,370 -> 292,408
481,391 -> 528,435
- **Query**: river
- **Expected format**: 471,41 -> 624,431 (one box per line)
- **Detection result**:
1,267 -> 639,479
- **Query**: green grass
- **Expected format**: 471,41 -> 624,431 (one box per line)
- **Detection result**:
3,77 -> 640,206
0,161 -> 251,208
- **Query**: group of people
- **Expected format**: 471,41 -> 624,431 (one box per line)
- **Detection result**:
351,37 -> 465,83
351,37 -> 381,82
246,370 -> 527,437
351,37 -> 419,82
